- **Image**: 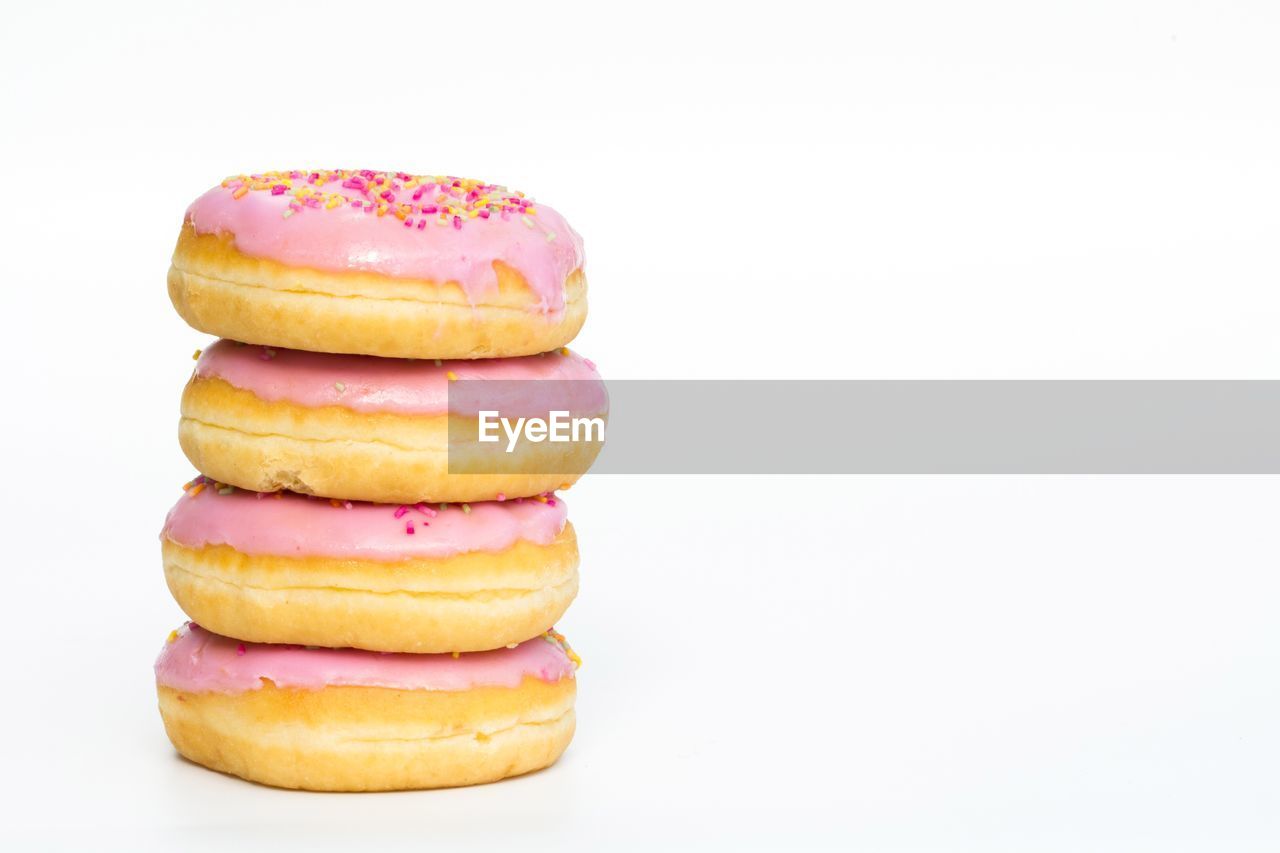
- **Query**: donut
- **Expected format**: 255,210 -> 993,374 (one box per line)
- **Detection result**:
161,483 -> 578,653
179,339 -> 607,504
155,623 -> 579,791
168,170 -> 586,359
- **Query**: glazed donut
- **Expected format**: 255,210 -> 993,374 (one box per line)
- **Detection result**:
179,339 -> 606,504
155,623 -> 579,791
161,482 -> 578,653
168,170 -> 586,359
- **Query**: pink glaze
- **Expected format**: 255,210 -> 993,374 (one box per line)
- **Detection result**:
162,486 -> 568,561
184,170 -> 583,315
155,623 -> 576,694
194,338 -> 607,416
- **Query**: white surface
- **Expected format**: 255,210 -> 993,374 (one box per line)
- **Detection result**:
3,0 -> 1280,849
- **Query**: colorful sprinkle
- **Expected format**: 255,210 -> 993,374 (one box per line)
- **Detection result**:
220,170 -> 543,234
446,370 -> 458,381
192,348 -> 202,360
334,381 -> 346,393
235,643 -> 246,656
544,628 -> 582,669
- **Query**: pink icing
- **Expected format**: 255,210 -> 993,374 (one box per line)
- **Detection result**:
193,338 -> 607,416
155,623 -> 576,694
184,171 -> 584,315
162,487 -> 568,560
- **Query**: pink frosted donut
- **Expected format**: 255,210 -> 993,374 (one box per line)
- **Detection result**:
179,339 -> 607,504
161,482 -> 579,653
168,170 -> 587,359
155,623 -> 580,791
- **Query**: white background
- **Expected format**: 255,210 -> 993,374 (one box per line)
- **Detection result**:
2,1 -> 1279,849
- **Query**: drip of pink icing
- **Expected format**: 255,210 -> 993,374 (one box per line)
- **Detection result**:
162,488 -> 568,560
193,339 -> 607,416
184,175 -> 584,315
155,623 -> 576,694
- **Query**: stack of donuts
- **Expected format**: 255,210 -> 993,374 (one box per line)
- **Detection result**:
154,170 -> 604,791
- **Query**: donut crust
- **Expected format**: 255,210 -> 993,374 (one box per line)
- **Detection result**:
169,225 -> 587,359
162,524 -> 579,653
179,376 -> 601,503
157,676 -> 576,791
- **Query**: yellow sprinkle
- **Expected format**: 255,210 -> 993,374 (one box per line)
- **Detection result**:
188,482 -> 206,498
451,651 -> 460,659
166,630 -> 179,644
560,348 -> 570,356
447,370 -> 458,381
192,348 -> 202,360
231,185 -> 249,199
